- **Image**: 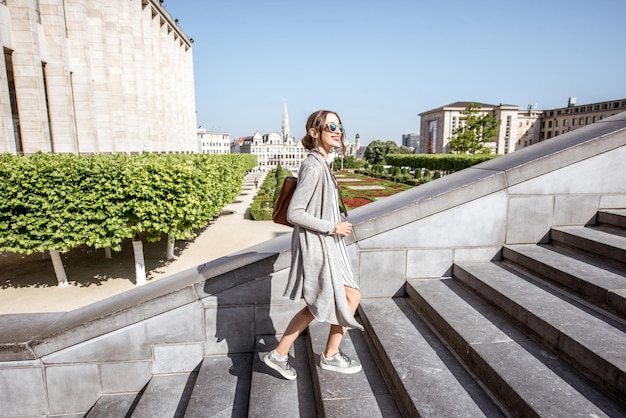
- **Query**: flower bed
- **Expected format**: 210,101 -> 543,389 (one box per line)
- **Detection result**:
342,197 -> 374,208
337,172 -> 411,209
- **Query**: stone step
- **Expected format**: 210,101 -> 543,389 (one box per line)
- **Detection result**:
550,225 -> 626,268
359,298 -> 501,418
129,373 -> 195,418
184,354 -> 252,417
407,278 -> 626,417
453,261 -> 626,402
597,209 -> 626,229
502,244 -> 626,318
84,392 -> 140,418
248,334 -> 317,417
307,320 -> 402,417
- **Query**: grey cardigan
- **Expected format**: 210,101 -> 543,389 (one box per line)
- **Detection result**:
283,151 -> 363,331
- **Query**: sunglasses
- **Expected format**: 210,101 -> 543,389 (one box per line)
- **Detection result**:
323,123 -> 344,134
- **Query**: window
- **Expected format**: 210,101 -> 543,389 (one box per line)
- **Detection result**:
4,48 -> 23,153
428,120 -> 438,154
42,62 -> 54,151
35,0 -> 41,23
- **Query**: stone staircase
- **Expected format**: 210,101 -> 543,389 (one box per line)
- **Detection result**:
82,209 -> 626,417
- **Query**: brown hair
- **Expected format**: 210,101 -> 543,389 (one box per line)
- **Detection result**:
301,109 -> 346,154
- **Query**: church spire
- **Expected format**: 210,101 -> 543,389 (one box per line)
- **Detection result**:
282,99 -> 290,142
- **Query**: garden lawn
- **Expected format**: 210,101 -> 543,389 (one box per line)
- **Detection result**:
335,172 -> 412,209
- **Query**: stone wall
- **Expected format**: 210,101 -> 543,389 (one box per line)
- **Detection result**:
0,0 -> 196,155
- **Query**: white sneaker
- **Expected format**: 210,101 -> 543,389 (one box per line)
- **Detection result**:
264,350 -> 297,380
319,351 -> 362,374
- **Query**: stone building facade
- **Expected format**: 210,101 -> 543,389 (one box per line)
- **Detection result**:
418,102 -> 542,155
197,129 -> 230,154
540,97 -> 626,140
419,98 -> 626,155
235,131 -> 306,172
0,0 -> 196,155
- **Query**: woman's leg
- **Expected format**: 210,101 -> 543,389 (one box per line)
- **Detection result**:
275,306 -> 315,356
323,286 -> 361,357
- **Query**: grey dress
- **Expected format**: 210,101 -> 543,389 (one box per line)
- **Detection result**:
283,151 -> 363,331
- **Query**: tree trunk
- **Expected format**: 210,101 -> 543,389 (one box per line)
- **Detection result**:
104,247 -> 112,259
49,250 -> 69,287
166,234 -> 175,261
132,240 -> 146,286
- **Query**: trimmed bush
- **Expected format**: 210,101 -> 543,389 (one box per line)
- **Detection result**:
386,153 -> 498,172
0,152 -> 257,254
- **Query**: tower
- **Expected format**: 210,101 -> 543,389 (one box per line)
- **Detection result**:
282,99 -> 290,142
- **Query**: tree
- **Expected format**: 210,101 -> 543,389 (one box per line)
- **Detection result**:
364,140 -> 404,165
448,103 -> 500,154
396,145 -> 414,155
331,155 -> 364,170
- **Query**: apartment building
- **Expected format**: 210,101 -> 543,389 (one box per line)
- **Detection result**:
419,97 -> 626,155
197,129 -> 230,154
402,133 -> 420,150
540,97 -> 626,140
0,0 -> 197,155
418,102 -> 542,155
234,131 -> 305,172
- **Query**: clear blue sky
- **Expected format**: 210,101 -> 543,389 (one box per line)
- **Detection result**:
163,0 -> 626,145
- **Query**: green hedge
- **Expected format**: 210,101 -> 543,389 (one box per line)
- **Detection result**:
385,153 -> 498,172
249,174 -> 275,221
249,167 -> 294,221
0,152 -> 257,254
273,166 -> 294,204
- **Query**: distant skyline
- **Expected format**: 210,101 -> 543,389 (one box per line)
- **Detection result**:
163,0 -> 626,145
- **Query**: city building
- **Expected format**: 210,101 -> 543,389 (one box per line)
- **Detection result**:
419,98 -> 626,155
402,133 -> 420,151
540,97 -> 626,140
0,0 -> 197,155
233,102 -> 361,172
418,102 -> 542,155
345,133 -> 361,158
197,129 -> 230,154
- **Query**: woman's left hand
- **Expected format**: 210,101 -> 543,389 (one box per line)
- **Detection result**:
333,221 -> 352,236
